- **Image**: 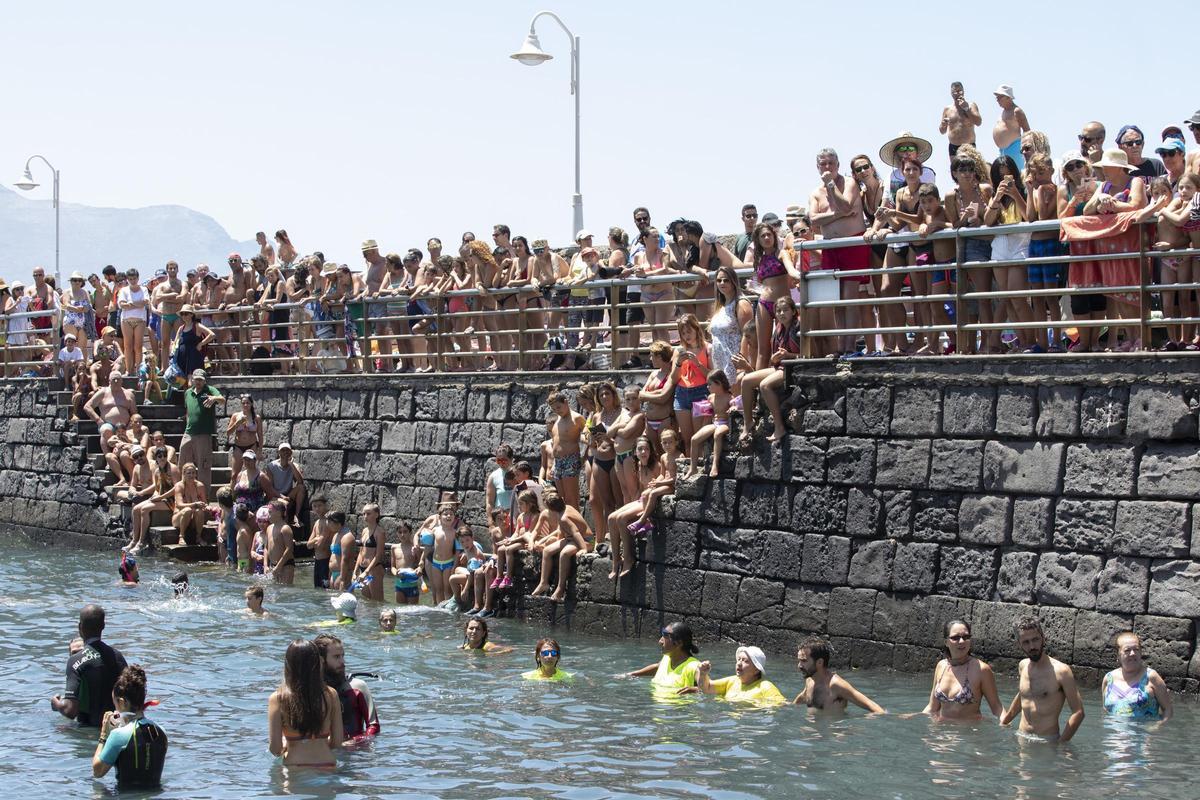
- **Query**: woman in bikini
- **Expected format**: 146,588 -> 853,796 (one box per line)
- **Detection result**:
506,236 -> 545,370
128,447 -> 178,554
605,435 -> 660,575
352,503 -> 386,601
639,340 -> 677,454
922,619 -> 1003,721
588,382 -> 626,545
747,223 -> 801,368
610,384 -> 646,508
739,296 -> 804,446
268,639 -> 343,766
225,395 -> 264,480
632,227 -> 676,345
61,273 -> 92,351
171,462 -> 208,546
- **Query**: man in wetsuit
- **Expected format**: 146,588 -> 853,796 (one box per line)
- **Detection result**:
50,604 -> 128,726
313,633 -> 380,741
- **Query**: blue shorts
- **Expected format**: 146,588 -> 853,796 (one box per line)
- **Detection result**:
673,383 -> 709,413
395,568 -> 420,598
1027,239 -> 1065,285
406,300 -> 437,333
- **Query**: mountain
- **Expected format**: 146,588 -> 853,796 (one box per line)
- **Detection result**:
0,183 -> 257,284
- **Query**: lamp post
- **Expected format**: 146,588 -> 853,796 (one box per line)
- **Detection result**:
510,11 -> 583,239
13,155 -> 61,291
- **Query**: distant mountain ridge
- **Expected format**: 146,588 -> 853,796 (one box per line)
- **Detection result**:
0,183 -> 256,284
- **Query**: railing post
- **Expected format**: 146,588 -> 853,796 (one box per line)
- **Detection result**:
2,314 -> 8,379
609,281 -> 620,370
1137,220 -> 1150,351
954,230 -> 966,354
362,297 -> 374,374
434,295 -> 444,373
516,291 -> 527,371
797,245 -> 813,358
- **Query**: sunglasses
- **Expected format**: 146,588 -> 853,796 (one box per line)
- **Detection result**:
660,628 -> 675,639
1119,139 -> 1144,148
793,228 -> 811,236
634,216 -> 650,223
743,213 -> 758,219
540,649 -> 559,658
1190,123 -> 1200,132
533,248 -> 546,254
852,163 -> 873,173
896,145 -> 917,152
1078,134 -> 1100,143
1066,161 -> 1088,171
948,634 -> 972,642
1019,146 -> 1033,153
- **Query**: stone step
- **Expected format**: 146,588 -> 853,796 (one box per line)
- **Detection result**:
100,465 -> 232,488
160,544 -> 218,563
92,450 -> 231,471
58,394 -> 182,418
76,419 -> 186,437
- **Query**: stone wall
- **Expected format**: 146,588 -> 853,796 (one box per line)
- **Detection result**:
4,359 -> 1200,690
0,382 -> 109,541
547,358 -> 1200,691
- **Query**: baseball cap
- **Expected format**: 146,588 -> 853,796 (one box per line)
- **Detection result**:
574,230 -> 593,242
1156,139 -> 1185,155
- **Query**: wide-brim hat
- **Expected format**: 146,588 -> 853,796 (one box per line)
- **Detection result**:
362,239 -> 379,252
179,304 -> 196,315
1184,110 -> 1200,126
321,263 -> 338,275
437,490 -> 462,507
1093,149 -> 1137,171
69,271 -> 85,282
879,131 -> 934,168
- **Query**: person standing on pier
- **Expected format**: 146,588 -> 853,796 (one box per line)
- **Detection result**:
180,369 -> 226,488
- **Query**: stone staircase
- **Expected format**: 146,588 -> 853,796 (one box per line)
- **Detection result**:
63,378 -> 221,562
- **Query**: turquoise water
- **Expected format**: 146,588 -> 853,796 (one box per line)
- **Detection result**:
4,537 -> 1194,799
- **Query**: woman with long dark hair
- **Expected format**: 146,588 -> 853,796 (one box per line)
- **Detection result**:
739,296 -> 803,446
225,394 -> 264,481
748,222 -> 801,367
983,155 -> 1034,343
268,639 -> 343,766
922,619 -> 1002,721
622,620 -> 702,693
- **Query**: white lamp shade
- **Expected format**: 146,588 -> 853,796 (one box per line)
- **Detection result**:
510,32 -> 552,66
13,169 -> 38,191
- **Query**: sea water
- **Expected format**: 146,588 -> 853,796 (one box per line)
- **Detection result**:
1,537 -> 1192,799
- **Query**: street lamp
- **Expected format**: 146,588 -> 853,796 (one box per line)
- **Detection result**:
13,155 -> 61,291
510,11 -> 583,239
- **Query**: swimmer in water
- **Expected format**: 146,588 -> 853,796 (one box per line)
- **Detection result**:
331,592 -> 358,624
522,638 -> 572,682
688,645 -> 786,706
118,554 -> 139,585
1101,630 -> 1173,722
461,618 -> 512,654
379,609 -> 397,633
793,636 -> 885,715
1000,616 -> 1084,742
245,586 -> 265,615
170,572 -> 189,598
622,621 -> 702,693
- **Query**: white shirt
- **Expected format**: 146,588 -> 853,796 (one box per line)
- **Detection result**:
57,346 -> 84,364
118,286 -> 148,321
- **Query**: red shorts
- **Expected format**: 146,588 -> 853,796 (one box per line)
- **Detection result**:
822,243 -> 872,284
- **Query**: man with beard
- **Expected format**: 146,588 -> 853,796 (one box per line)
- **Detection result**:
792,637 -> 884,714
313,633 -> 380,741
1000,617 -> 1084,742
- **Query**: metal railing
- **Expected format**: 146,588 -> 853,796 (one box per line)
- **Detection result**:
794,216 -> 1200,355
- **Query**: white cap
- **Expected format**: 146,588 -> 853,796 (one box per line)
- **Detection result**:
993,84 -> 1015,99
737,645 -> 767,674
331,592 -> 358,619
574,229 -> 593,242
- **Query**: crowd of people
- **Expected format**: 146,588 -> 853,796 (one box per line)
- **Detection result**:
51,599 -> 1174,785
6,99 -> 1200,391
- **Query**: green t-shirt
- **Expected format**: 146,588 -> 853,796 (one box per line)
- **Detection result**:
184,385 -> 220,435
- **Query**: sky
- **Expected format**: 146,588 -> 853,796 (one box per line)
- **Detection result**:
2,0 -> 1195,268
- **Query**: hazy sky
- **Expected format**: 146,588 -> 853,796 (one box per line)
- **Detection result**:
3,0 -> 1193,267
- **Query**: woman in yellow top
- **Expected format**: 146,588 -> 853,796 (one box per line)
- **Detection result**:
622,621 -> 701,693
522,638 -> 572,682
687,645 -> 786,706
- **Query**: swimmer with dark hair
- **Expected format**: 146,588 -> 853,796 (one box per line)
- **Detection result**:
245,586 -> 266,615
118,554 -> 139,585
171,572 -> 189,597
522,638 -> 571,681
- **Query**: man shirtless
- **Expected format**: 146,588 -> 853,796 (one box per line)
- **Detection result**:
793,637 -> 885,714
151,261 -> 186,366
547,391 -> 585,510
808,148 -> 869,352
992,84 -> 1031,169
939,81 -> 982,156
1000,617 -> 1085,742
90,342 -> 116,389
360,239 -> 393,367
85,371 -> 136,453
257,231 -> 276,266
305,495 -> 335,588
265,499 -> 295,585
